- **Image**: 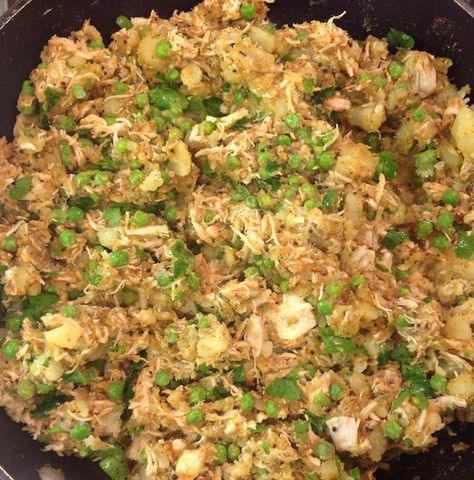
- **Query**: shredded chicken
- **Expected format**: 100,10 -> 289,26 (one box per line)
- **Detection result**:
0,1 -> 472,479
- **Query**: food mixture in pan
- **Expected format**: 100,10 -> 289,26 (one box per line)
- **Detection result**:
0,0 -> 473,478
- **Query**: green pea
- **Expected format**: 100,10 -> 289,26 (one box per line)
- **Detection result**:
72,85 -> 86,100
202,121 -> 216,135
130,210 -> 149,227
284,186 -> 298,199
113,81 -> 129,95
302,77 -> 314,94
203,210 -> 215,224
227,443 -> 241,461
215,444 -> 228,463
388,61 -> 404,79
90,39 -> 105,49
61,305 -> 78,317
456,232 -> 474,259
6,314 -> 23,333
103,207 -> 121,226
441,189 -> 460,205
384,419 -> 402,440
394,314 -> 412,329
197,316 -> 208,329
165,327 -> 179,344
313,392 -> 331,407
122,288 -> 138,306
129,170 -> 144,186
243,266 -> 258,279
109,250 -> 129,267
301,183 -> 316,198
139,26 -> 151,38
284,113 -> 301,130
413,108 -> 425,122
56,116 -> 76,132
233,90 -> 245,104
157,274 -> 173,288
326,282 -> 343,298
156,40 -> 172,58
115,138 -> 129,153
2,340 -> 20,360
164,205 -> 178,223
416,220 -> 434,238
74,172 -> 92,186
3,235 -> 18,252
314,441 -> 334,460
21,80 -> 35,95
70,422 -> 91,440
180,119 -> 194,133
357,72 -> 372,83
59,230 -> 76,247
296,128 -> 310,141
167,68 -> 180,82
240,3 -> 256,20
373,75 -> 387,89
329,383 -> 343,401
189,386 -> 207,404
107,381 -> 124,401
240,393 -> 256,412
67,207 -> 84,224
245,196 -> 259,209
135,92 -> 149,109
350,275 -> 364,289
258,151 -> 273,166
363,133 -> 381,152
52,209 -> 67,224
94,172 -> 108,186
294,420 -> 309,439
276,280 -> 289,294
432,234 -> 450,250
264,400 -> 278,418
319,151 -> 335,171
104,112 -> 117,125
155,369 -> 172,387
316,299 -> 332,315
168,127 -> 183,141
289,153 -> 302,169
17,379 -> 36,399
430,374 -> 447,392
224,154 -> 240,170
288,175 -> 300,186
187,408 -> 204,424
277,134 -> 292,146
437,211 -> 454,230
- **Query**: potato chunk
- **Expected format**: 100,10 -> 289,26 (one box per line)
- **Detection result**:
175,449 -> 206,480
44,322 -> 83,349
442,298 -> 473,341
335,140 -> 379,181
447,373 -> 474,400
451,106 -> 474,159
347,102 -> 386,132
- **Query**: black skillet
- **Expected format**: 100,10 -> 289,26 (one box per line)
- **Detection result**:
0,0 -> 473,478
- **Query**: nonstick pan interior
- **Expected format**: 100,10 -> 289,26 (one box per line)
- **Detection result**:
0,1 -> 473,479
